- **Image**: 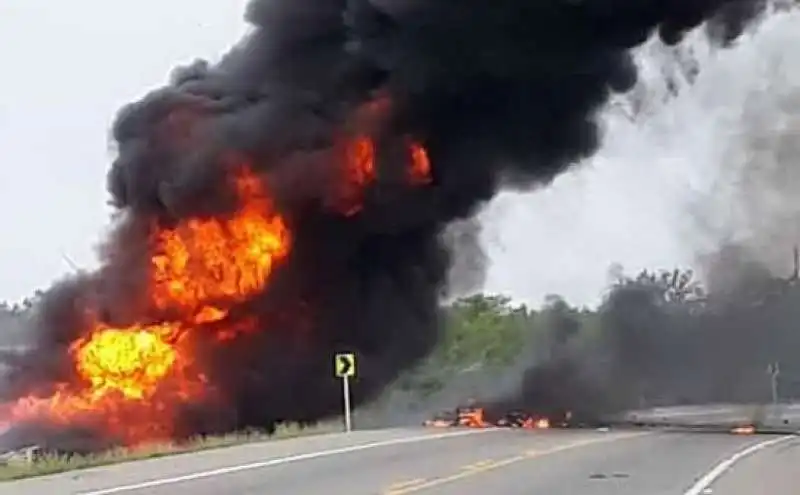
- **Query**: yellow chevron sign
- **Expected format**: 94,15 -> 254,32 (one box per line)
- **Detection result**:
335,353 -> 356,378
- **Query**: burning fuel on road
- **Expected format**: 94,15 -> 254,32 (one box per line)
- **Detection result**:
422,402 -> 564,430
0,0 -> 775,451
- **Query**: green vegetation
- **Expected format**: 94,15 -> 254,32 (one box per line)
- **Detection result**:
0,421 -> 337,481
3,263 -> 800,478
384,263 -> 800,410
393,294 -> 532,397
391,291 -> 596,398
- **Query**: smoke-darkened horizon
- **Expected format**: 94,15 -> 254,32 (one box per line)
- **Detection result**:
481,249 -> 800,422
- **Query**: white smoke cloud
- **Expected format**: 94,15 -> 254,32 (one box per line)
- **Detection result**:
482,8 -> 800,307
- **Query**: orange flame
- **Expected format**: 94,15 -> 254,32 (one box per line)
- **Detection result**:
72,326 -> 178,401
408,142 -> 432,185
731,425 -> 756,435
2,166 -> 291,445
336,134 -> 432,216
337,135 -> 377,216
152,170 -> 290,311
457,407 -> 488,428
328,93 -> 433,215
346,136 -> 377,187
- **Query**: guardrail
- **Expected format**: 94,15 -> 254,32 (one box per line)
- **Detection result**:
604,403 -> 800,433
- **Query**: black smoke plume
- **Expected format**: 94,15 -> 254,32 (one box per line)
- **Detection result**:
485,256 -> 800,425
0,0 -> 769,449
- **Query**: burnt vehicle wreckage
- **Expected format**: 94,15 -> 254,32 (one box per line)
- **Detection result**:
420,399 -> 797,435
423,400 -> 577,430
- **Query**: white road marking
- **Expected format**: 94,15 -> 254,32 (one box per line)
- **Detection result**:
79,429 -> 496,495
683,435 -> 796,495
384,431 -> 649,495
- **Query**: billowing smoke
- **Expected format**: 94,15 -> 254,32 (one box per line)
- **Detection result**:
485,5 -> 800,422
486,261 -> 800,424
0,0 -> 772,449
698,56 -> 800,280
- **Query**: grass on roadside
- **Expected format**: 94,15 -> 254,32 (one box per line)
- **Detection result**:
0,421 -> 340,482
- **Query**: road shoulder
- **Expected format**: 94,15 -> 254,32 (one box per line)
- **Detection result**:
0,428 -> 492,495
697,435 -> 799,494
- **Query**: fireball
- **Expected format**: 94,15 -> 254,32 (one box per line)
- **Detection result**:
1,138 -> 431,446
2,166 -> 291,444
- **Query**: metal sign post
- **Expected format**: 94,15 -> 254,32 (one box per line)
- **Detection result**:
342,374 -> 352,433
768,362 -> 781,404
334,353 -> 356,432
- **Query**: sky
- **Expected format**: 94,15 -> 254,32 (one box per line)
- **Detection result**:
483,13 -> 800,306
0,2 -> 797,307
0,1 -> 249,302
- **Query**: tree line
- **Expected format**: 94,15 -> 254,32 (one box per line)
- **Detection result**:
392,265 -> 800,415
5,266 -> 800,411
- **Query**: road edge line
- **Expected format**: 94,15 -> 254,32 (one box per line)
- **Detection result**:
383,431 -> 649,495
682,434 -> 796,495
79,429 -> 496,495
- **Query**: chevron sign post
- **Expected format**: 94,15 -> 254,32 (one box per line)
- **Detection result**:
335,353 -> 356,432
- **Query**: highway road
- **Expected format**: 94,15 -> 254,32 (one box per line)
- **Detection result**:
1,427 -> 797,494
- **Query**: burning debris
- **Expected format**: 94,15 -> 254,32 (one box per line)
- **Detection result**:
422,401 -> 568,430
730,425 -> 757,435
0,0 -> 772,452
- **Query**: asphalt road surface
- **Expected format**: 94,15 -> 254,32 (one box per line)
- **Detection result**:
2,427 -> 797,495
